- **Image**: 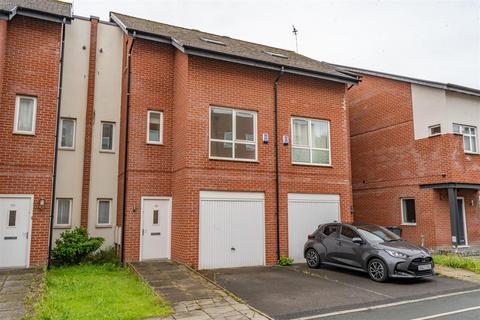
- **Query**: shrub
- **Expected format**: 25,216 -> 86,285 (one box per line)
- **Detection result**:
52,227 -> 104,265
279,256 -> 294,266
85,246 -> 120,265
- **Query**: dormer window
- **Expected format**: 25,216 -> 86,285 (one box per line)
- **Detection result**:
262,50 -> 288,59
200,37 -> 226,46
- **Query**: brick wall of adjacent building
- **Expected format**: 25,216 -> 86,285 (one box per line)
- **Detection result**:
348,75 -> 480,248
120,39 -> 353,267
0,16 -> 62,265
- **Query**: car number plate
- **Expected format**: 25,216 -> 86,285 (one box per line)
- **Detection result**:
418,264 -> 432,271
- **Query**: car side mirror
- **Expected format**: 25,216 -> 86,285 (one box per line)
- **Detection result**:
352,237 -> 364,244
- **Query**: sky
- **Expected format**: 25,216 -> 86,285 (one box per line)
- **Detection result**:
71,0 -> 480,89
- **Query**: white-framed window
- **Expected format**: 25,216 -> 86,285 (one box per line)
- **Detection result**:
97,199 -> 111,226
147,110 -> 163,144
100,122 -> 115,152
59,118 -> 76,150
453,124 -> 477,154
14,95 -> 37,135
55,198 -> 72,227
291,117 -> 331,166
209,106 -> 257,161
401,198 -> 416,225
429,124 -> 441,137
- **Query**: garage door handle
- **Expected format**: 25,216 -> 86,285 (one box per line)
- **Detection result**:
231,247 -> 236,251
4,236 -> 17,240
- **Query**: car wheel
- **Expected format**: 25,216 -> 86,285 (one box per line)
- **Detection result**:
368,258 -> 388,282
305,248 -> 321,269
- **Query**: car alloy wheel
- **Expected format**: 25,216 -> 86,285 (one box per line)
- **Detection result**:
368,258 -> 388,282
306,248 -> 321,268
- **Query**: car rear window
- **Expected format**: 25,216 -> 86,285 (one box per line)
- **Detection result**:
323,225 -> 339,236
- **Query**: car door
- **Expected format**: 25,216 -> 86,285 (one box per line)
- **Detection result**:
335,226 -> 364,268
319,224 -> 341,263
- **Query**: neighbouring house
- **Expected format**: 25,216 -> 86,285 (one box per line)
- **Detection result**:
344,66 -> 480,250
0,0 -> 359,269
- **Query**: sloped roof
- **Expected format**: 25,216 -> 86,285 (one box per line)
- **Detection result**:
0,0 -> 72,20
110,12 -> 358,84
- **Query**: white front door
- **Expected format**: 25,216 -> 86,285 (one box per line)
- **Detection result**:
141,198 -> 171,260
199,191 -> 265,269
0,197 -> 32,268
288,193 -> 340,262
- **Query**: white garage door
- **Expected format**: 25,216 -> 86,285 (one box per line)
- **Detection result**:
288,193 -> 340,262
199,191 -> 265,269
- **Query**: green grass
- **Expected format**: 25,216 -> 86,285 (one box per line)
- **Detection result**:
433,254 -> 480,274
33,264 -> 172,320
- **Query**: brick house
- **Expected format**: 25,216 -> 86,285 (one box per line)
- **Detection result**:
0,0 -> 359,269
344,66 -> 480,250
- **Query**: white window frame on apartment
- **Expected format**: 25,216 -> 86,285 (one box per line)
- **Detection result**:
209,106 -> 258,162
291,117 -> 332,166
453,123 -> 478,154
400,198 -> 417,226
100,122 -> 115,153
59,118 -> 76,150
428,124 -> 441,137
146,110 -> 164,145
13,95 -> 37,135
96,199 -> 112,227
54,198 -> 72,228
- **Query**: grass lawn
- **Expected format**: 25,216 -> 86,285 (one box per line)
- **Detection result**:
33,264 -> 172,320
433,254 -> 480,274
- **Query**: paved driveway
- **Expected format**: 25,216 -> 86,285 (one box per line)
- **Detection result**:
201,264 -> 480,320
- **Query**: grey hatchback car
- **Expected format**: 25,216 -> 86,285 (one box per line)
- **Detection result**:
304,223 -> 434,282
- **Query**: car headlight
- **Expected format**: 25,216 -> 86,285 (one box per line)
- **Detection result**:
385,249 -> 408,259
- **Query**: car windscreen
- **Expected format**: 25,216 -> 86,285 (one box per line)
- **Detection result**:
356,225 -> 400,243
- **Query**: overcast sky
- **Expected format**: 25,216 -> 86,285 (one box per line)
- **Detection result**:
71,0 -> 480,89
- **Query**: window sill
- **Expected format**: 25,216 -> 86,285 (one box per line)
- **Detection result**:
401,223 -> 416,226
96,224 -> 112,229
292,162 -> 333,168
209,157 -> 259,163
429,134 -> 441,138
13,131 -> 35,136
465,152 -> 479,156
53,225 -> 71,229
99,150 -> 115,154
147,141 -> 164,146
59,147 -> 75,151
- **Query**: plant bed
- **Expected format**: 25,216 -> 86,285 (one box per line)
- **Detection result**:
433,254 -> 480,274
32,264 -> 172,320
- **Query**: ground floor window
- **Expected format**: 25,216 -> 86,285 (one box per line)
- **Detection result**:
401,198 -> 416,225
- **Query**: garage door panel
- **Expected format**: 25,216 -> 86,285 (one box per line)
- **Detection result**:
199,193 -> 264,269
288,194 -> 340,262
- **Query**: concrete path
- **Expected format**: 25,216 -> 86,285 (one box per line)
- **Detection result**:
131,261 -> 270,320
0,268 -> 42,320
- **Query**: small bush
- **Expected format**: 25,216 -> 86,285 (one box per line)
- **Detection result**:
279,256 -> 294,266
85,246 -> 120,265
52,227 -> 104,265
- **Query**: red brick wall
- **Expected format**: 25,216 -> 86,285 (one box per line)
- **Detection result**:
0,17 -> 61,265
348,75 -> 480,248
121,41 -> 353,267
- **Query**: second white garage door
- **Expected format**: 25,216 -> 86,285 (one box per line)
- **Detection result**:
199,191 -> 265,269
288,193 -> 340,262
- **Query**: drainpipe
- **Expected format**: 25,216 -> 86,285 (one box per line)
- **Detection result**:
274,66 -> 285,262
121,33 -> 136,264
47,18 -> 67,269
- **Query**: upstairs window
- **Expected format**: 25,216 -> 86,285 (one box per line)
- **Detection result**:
453,124 -> 477,153
101,122 -> 115,152
429,124 -> 441,136
60,118 -> 76,149
97,199 -> 111,226
401,198 -> 416,225
292,118 -> 331,165
210,107 -> 257,161
147,111 -> 163,144
14,96 -> 37,135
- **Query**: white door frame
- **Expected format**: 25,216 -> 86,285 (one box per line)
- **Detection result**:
0,194 -> 34,268
457,197 -> 468,247
139,196 -> 172,261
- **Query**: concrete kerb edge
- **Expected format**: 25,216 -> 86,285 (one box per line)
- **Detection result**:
180,262 -> 274,320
